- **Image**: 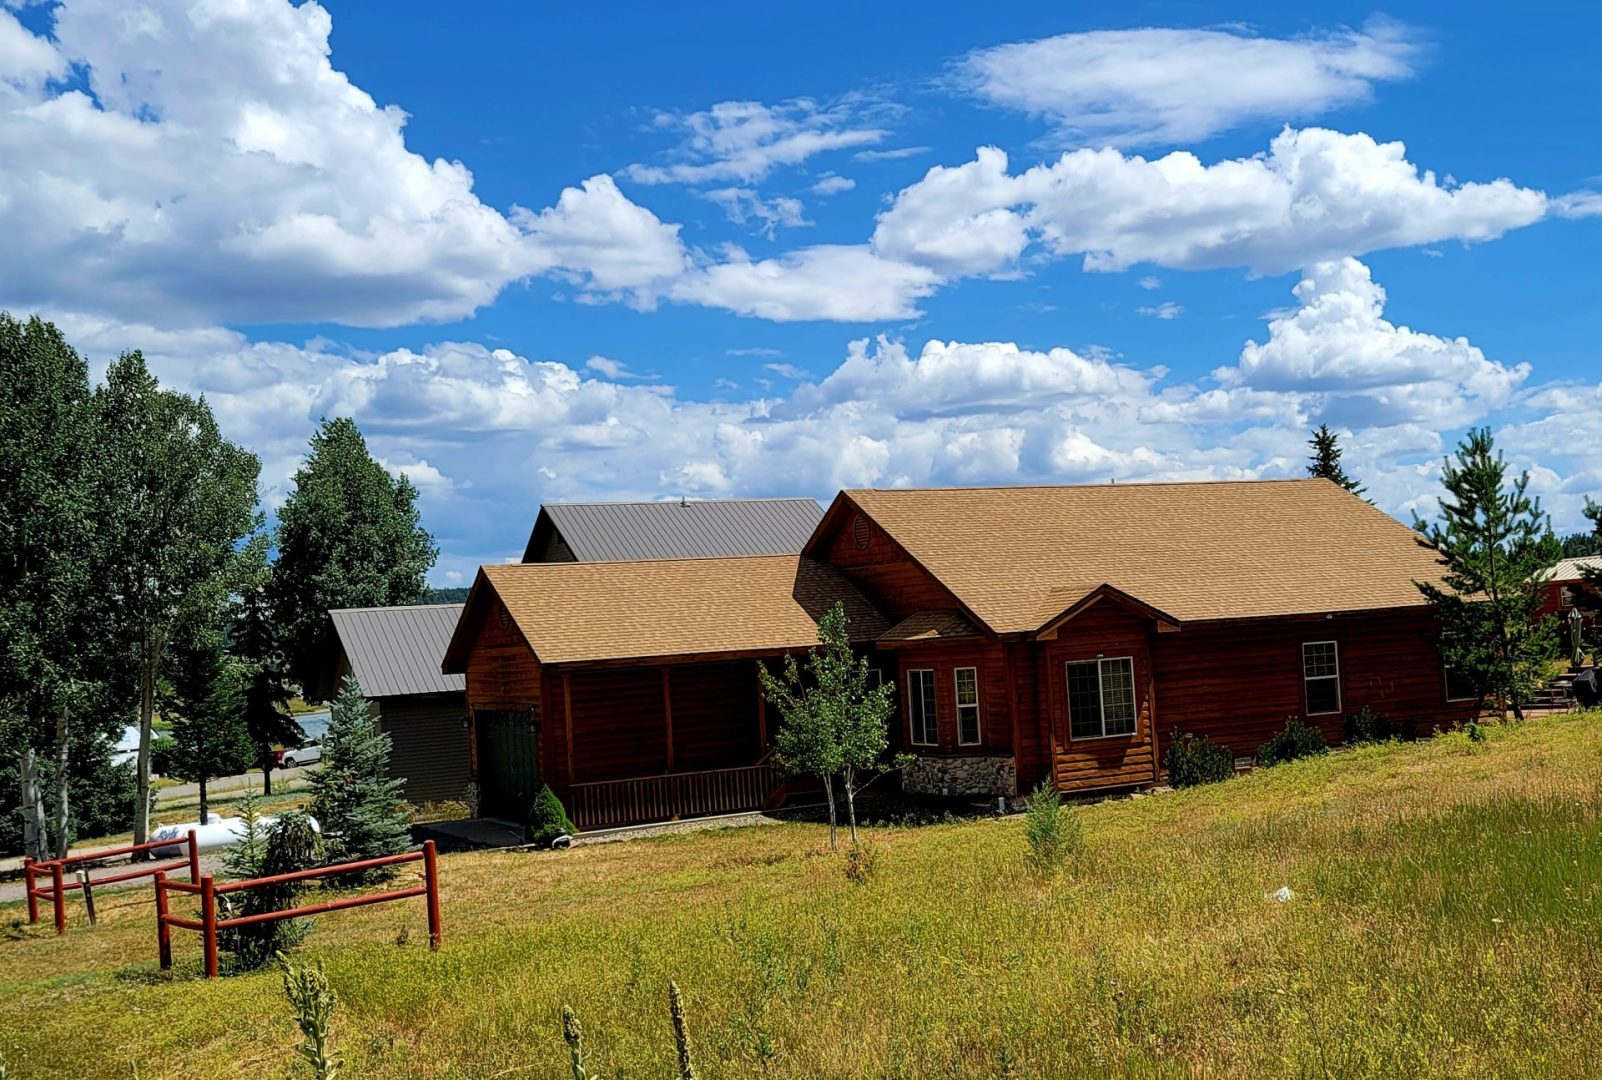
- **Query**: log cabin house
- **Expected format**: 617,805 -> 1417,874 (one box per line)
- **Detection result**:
444,479 -> 1475,829
318,498 -> 823,810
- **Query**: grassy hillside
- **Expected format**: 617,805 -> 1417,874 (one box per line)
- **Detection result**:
3,714 -> 1600,1078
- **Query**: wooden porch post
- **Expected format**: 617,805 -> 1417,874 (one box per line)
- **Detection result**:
662,667 -> 675,772
756,665 -> 768,752
562,672 -> 575,786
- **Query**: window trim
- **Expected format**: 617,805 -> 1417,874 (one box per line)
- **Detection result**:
1301,640 -> 1342,716
907,668 -> 938,747
1064,655 -> 1138,741
954,666 -> 982,746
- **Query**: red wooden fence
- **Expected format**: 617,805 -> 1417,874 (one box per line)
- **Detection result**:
23,831 -> 200,936
155,841 -> 441,978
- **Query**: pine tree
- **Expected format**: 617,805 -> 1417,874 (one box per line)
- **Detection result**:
1307,424 -> 1366,496
269,418 -> 437,699
1414,428 -> 1561,719
307,677 -> 410,869
160,619 -> 254,823
231,538 -> 302,795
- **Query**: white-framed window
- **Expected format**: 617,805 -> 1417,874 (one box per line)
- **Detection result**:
1560,585 -> 1577,609
868,668 -> 886,689
1065,657 -> 1137,740
907,669 -> 937,746
1302,641 -> 1342,715
954,666 -> 981,745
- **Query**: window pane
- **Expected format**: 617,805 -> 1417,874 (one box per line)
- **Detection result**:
1444,664 -> 1476,702
954,667 -> 978,707
909,669 -> 938,744
1306,677 -> 1341,715
1066,660 -> 1102,739
1303,642 -> 1338,679
1100,658 -> 1137,736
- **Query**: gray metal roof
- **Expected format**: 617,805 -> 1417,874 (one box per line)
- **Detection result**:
1542,557 -> 1602,582
523,498 -> 824,562
328,604 -> 466,699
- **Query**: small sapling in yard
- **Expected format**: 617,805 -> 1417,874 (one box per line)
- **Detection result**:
562,1005 -> 590,1080
1024,782 -> 1081,874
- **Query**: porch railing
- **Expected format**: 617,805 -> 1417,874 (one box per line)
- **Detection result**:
568,762 -> 779,830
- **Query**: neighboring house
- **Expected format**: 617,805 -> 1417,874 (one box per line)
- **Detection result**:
327,604 -> 469,805
445,479 -> 1474,829
1538,557 -> 1602,626
521,497 -> 823,562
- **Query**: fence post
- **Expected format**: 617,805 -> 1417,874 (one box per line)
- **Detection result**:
423,840 -> 442,950
23,857 -> 38,924
76,868 -> 97,926
154,871 -> 172,971
50,860 -> 66,935
200,875 -> 219,979
187,829 -> 200,883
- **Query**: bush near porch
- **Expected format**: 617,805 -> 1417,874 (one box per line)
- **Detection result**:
2,712 -> 1600,1077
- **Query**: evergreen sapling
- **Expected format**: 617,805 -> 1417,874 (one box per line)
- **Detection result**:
308,677 -> 410,873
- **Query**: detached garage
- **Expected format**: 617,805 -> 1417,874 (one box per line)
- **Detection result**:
327,604 -> 471,806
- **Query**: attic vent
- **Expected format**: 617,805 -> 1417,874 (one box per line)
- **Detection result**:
498,602 -> 512,629
852,513 -> 871,550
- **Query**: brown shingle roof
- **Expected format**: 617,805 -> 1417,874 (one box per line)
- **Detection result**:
475,554 -> 887,666
879,609 -> 983,643
838,479 -> 1445,633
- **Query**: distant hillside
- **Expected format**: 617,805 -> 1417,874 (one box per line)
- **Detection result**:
420,586 -> 470,604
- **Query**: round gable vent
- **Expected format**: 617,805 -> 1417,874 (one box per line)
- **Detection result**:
852,513 -> 871,550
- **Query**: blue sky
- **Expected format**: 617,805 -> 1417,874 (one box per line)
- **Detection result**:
2,1 -> 1599,584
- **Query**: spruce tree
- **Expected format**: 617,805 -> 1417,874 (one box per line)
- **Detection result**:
1307,424 -> 1366,496
160,622 -> 254,823
1414,428 -> 1561,719
269,418 -> 438,698
307,677 -> 410,869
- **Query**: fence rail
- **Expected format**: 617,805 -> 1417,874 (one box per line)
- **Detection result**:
24,831 -> 200,935
156,842 -> 441,978
568,762 -> 779,830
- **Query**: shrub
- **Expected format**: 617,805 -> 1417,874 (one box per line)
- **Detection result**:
1345,706 -> 1398,745
526,785 -> 576,848
1164,731 -> 1236,788
1257,716 -> 1329,767
1023,782 -> 1081,874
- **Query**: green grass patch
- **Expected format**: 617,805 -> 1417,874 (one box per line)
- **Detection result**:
2,712 -> 1600,1077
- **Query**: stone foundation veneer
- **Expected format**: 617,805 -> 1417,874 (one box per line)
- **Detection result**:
901,754 -> 1017,797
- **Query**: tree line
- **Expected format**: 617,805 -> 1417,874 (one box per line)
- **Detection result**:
1,313 -> 438,858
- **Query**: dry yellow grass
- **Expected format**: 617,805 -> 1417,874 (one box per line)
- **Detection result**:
3,713 -> 1600,1078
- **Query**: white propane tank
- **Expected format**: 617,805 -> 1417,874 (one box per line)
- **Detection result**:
151,812 -> 320,856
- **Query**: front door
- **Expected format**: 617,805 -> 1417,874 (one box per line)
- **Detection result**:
477,709 -> 540,821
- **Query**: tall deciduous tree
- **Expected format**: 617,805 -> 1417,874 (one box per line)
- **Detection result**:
0,314 -> 120,858
94,352 -> 261,844
758,602 -> 899,848
232,538 -> 302,795
1307,424 -> 1366,496
269,418 -> 437,699
1414,428 -> 1560,719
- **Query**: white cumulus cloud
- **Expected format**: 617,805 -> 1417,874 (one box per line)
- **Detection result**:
956,20 -> 1419,146
873,128 -> 1551,278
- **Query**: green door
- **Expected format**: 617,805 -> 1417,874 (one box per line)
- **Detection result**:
478,709 -> 539,821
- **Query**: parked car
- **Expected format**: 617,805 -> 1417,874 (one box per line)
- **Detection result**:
279,738 -> 323,769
